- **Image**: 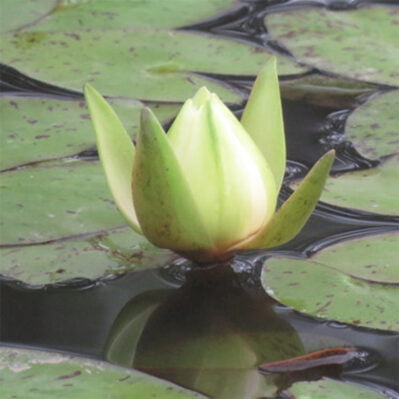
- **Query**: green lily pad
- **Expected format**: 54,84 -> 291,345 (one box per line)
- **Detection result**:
0,0 -> 57,33
280,74 -> 376,108
262,232 -> 399,331
0,161 -> 128,245
0,347 -> 206,399
35,0 -> 237,31
265,5 -> 399,86
0,95 -> 180,170
282,378 -> 387,399
0,227 -> 175,287
297,232 -> 397,284
345,90 -> 399,159
0,28 -> 306,103
319,232 -> 399,284
320,154 -> 399,216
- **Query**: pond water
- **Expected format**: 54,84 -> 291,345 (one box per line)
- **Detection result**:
1,259 -> 398,398
1,0 -> 398,398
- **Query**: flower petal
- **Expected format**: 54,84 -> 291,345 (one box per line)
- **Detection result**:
84,84 -> 141,233
132,108 -> 212,252
169,90 -> 277,252
242,150 -> 335,250
241,57 -> 286,191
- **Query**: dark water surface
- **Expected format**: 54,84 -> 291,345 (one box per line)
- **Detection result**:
1,263 -> 399,397
1,0 -> 399,398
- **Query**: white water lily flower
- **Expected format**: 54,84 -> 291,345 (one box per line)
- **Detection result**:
85,58 -> 334,263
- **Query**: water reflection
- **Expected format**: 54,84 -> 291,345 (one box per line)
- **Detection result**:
106,264 -> 305,398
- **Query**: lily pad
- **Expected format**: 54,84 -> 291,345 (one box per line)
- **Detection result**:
0,227 -> 175,287
0,347 -> 206,399
320,154 -> 399,216
35,0 -> 237,31
0,161 -> 127,245
281,378 -> 387,399
262,232 -> 399,331
280,73 -> 376,108
0,28 -> 306,103
0,95 -> 180,170
292,232 -> 398,284
345,90 -> 399,159
0,0 -> 57,33
265,5 -> 399,86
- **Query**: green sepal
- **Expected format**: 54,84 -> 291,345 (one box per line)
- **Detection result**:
132,108 -> 212,252
242,150 -> 335,250
241,57 -> 286,191
84,84 -> 141,233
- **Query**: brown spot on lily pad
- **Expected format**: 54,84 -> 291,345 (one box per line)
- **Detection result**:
55,370 -> 81,380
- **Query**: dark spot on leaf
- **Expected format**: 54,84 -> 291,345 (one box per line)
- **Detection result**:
315,301 -> 332,313
65,33 -> 81,41
55,370 -> 81,380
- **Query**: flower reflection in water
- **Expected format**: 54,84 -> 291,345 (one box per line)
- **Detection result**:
105,263 -> 305,399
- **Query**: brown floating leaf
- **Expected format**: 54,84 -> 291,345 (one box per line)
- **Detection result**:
258,347 -> 357,373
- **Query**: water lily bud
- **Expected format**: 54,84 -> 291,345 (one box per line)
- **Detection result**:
84,57 -> 334,264
167,88 -> 277,257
